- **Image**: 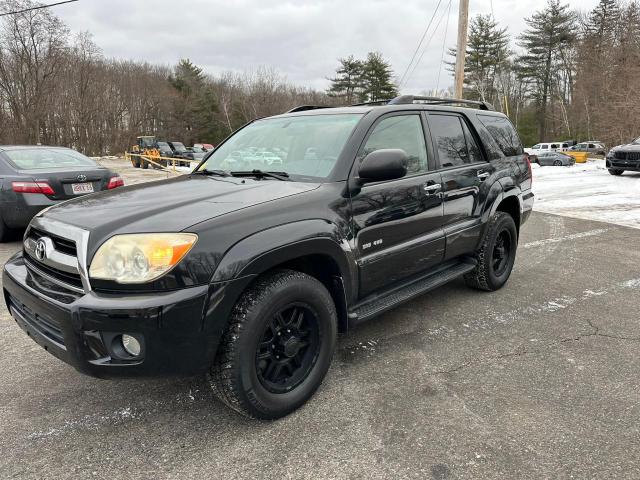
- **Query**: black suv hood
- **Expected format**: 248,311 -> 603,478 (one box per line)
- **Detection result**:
615,143 -> 640,152
42,175 -> 320,233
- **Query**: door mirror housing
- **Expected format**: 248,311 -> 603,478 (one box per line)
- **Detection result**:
358,149 -> 408,184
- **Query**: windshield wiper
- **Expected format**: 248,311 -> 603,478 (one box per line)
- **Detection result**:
230,169 -> 290,181
195,168 -> 231,177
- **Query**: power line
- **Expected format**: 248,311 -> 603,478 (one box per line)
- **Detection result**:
435,0 -> 453,93
398,0 -> 444,88
0,0 -> 79,18
403,1 -> 451,89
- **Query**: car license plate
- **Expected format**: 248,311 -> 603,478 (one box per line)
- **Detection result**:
71,183 -> 94,194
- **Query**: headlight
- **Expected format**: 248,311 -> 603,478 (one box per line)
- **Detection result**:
89,233 -> 197,283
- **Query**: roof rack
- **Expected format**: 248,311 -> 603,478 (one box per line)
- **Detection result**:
388,95 -> 494,111
350,99 -> 393,106
286,105 -> 332,113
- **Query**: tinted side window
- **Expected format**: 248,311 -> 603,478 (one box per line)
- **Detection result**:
477,114 -> 523,156
461,120 -> 484,163
428,114 -> 470,168
361,115 -> 428,175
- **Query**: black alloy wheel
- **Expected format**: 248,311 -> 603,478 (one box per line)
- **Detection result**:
255,303 -> 320,393
209,269 -> 337,419
464,211 -> 518,291
492,230 -> 513,277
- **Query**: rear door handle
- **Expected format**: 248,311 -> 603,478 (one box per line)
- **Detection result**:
477,172 -> 490,181
423,183 -> 441,193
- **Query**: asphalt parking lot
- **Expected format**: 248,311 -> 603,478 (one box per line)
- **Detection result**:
1,163 -> 639,479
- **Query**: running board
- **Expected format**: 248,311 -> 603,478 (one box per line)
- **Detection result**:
348,260 -> 476,326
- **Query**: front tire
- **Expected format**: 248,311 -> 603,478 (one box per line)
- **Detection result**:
553,160 -> 562,166
465,212 -> 518,291
608,169 -> 624,176
209,269 -> 337,419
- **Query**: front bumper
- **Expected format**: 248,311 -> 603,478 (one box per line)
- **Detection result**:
2,253 -> 249,378
607,158 -> 640,171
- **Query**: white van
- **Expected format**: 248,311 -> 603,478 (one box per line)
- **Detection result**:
524,142 -> 570,156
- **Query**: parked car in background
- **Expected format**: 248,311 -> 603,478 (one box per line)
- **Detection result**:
168,141 -> 188,157
167,141 -> 190,167
537,151 -> 576,166
606,136 -> 640,176
155,141 -> 174,158
524,142 -> 570,156
569,141 -> 607,156
0,145 -> 122,241
193,143 -> 215,152
183,148 -> 208,162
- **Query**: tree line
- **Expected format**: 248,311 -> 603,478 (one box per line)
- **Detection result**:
446,0 -> 640,146
0,0 -> 332,155
1,0 -> 639,154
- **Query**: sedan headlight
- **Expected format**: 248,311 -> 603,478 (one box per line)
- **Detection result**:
89,233 -> 197,283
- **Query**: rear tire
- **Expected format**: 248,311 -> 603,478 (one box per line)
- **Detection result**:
553,160 -> 562,166
141,159 -> 149,169
464,212 -> 518,292
608,169 -> 624,176
208,269 -> 337,419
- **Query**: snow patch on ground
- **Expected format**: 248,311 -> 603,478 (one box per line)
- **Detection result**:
522,228 -> 609,249
532,159 -> 640,229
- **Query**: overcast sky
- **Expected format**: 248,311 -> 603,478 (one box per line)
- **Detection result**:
53,0 -> 600,94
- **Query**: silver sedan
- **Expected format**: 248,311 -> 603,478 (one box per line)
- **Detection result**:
537,152 -> 576,166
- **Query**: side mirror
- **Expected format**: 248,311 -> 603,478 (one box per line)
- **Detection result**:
358,149 -> 408,184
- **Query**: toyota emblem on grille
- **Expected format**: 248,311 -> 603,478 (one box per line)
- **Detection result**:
76,174 -> 87,182
35,239 -> 47,261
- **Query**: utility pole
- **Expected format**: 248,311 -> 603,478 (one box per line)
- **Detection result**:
454,0 -> 469,98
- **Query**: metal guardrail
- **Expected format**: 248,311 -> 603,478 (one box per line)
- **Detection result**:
124,152 -> 199,174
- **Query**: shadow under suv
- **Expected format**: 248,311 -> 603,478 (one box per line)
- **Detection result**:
3,96 -> 533,419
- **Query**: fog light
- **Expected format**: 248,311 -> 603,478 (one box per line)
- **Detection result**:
121,334 -> 141,357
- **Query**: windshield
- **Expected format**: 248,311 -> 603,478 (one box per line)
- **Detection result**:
157,142 -> 170,149
632,137 -> 640,145
172,142 -> 186,152
197,113 -> 363,180
4,148 -> 98,170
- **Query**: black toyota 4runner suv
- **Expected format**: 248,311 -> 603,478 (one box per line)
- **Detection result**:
2,96 -> 533,419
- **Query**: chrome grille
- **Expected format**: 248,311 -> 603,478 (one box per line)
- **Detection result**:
23,217 -> 91,293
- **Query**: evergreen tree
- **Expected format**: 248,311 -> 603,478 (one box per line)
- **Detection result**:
585,0 -> 621,46
327,56 -> 364,104
360,52 -> 398,102
169,58 -> 219,144
517,0 -> 575,140
448,14 -> 510,103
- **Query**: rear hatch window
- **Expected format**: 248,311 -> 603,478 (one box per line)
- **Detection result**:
4,148 -> 98,170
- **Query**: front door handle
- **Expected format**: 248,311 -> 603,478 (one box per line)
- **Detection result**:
477,172 -> 490,181
423,183 -> 441,193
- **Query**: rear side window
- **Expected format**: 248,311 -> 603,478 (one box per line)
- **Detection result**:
361,114 -> 428,175
477,115 -> 523,156
429,114 -> 473,168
